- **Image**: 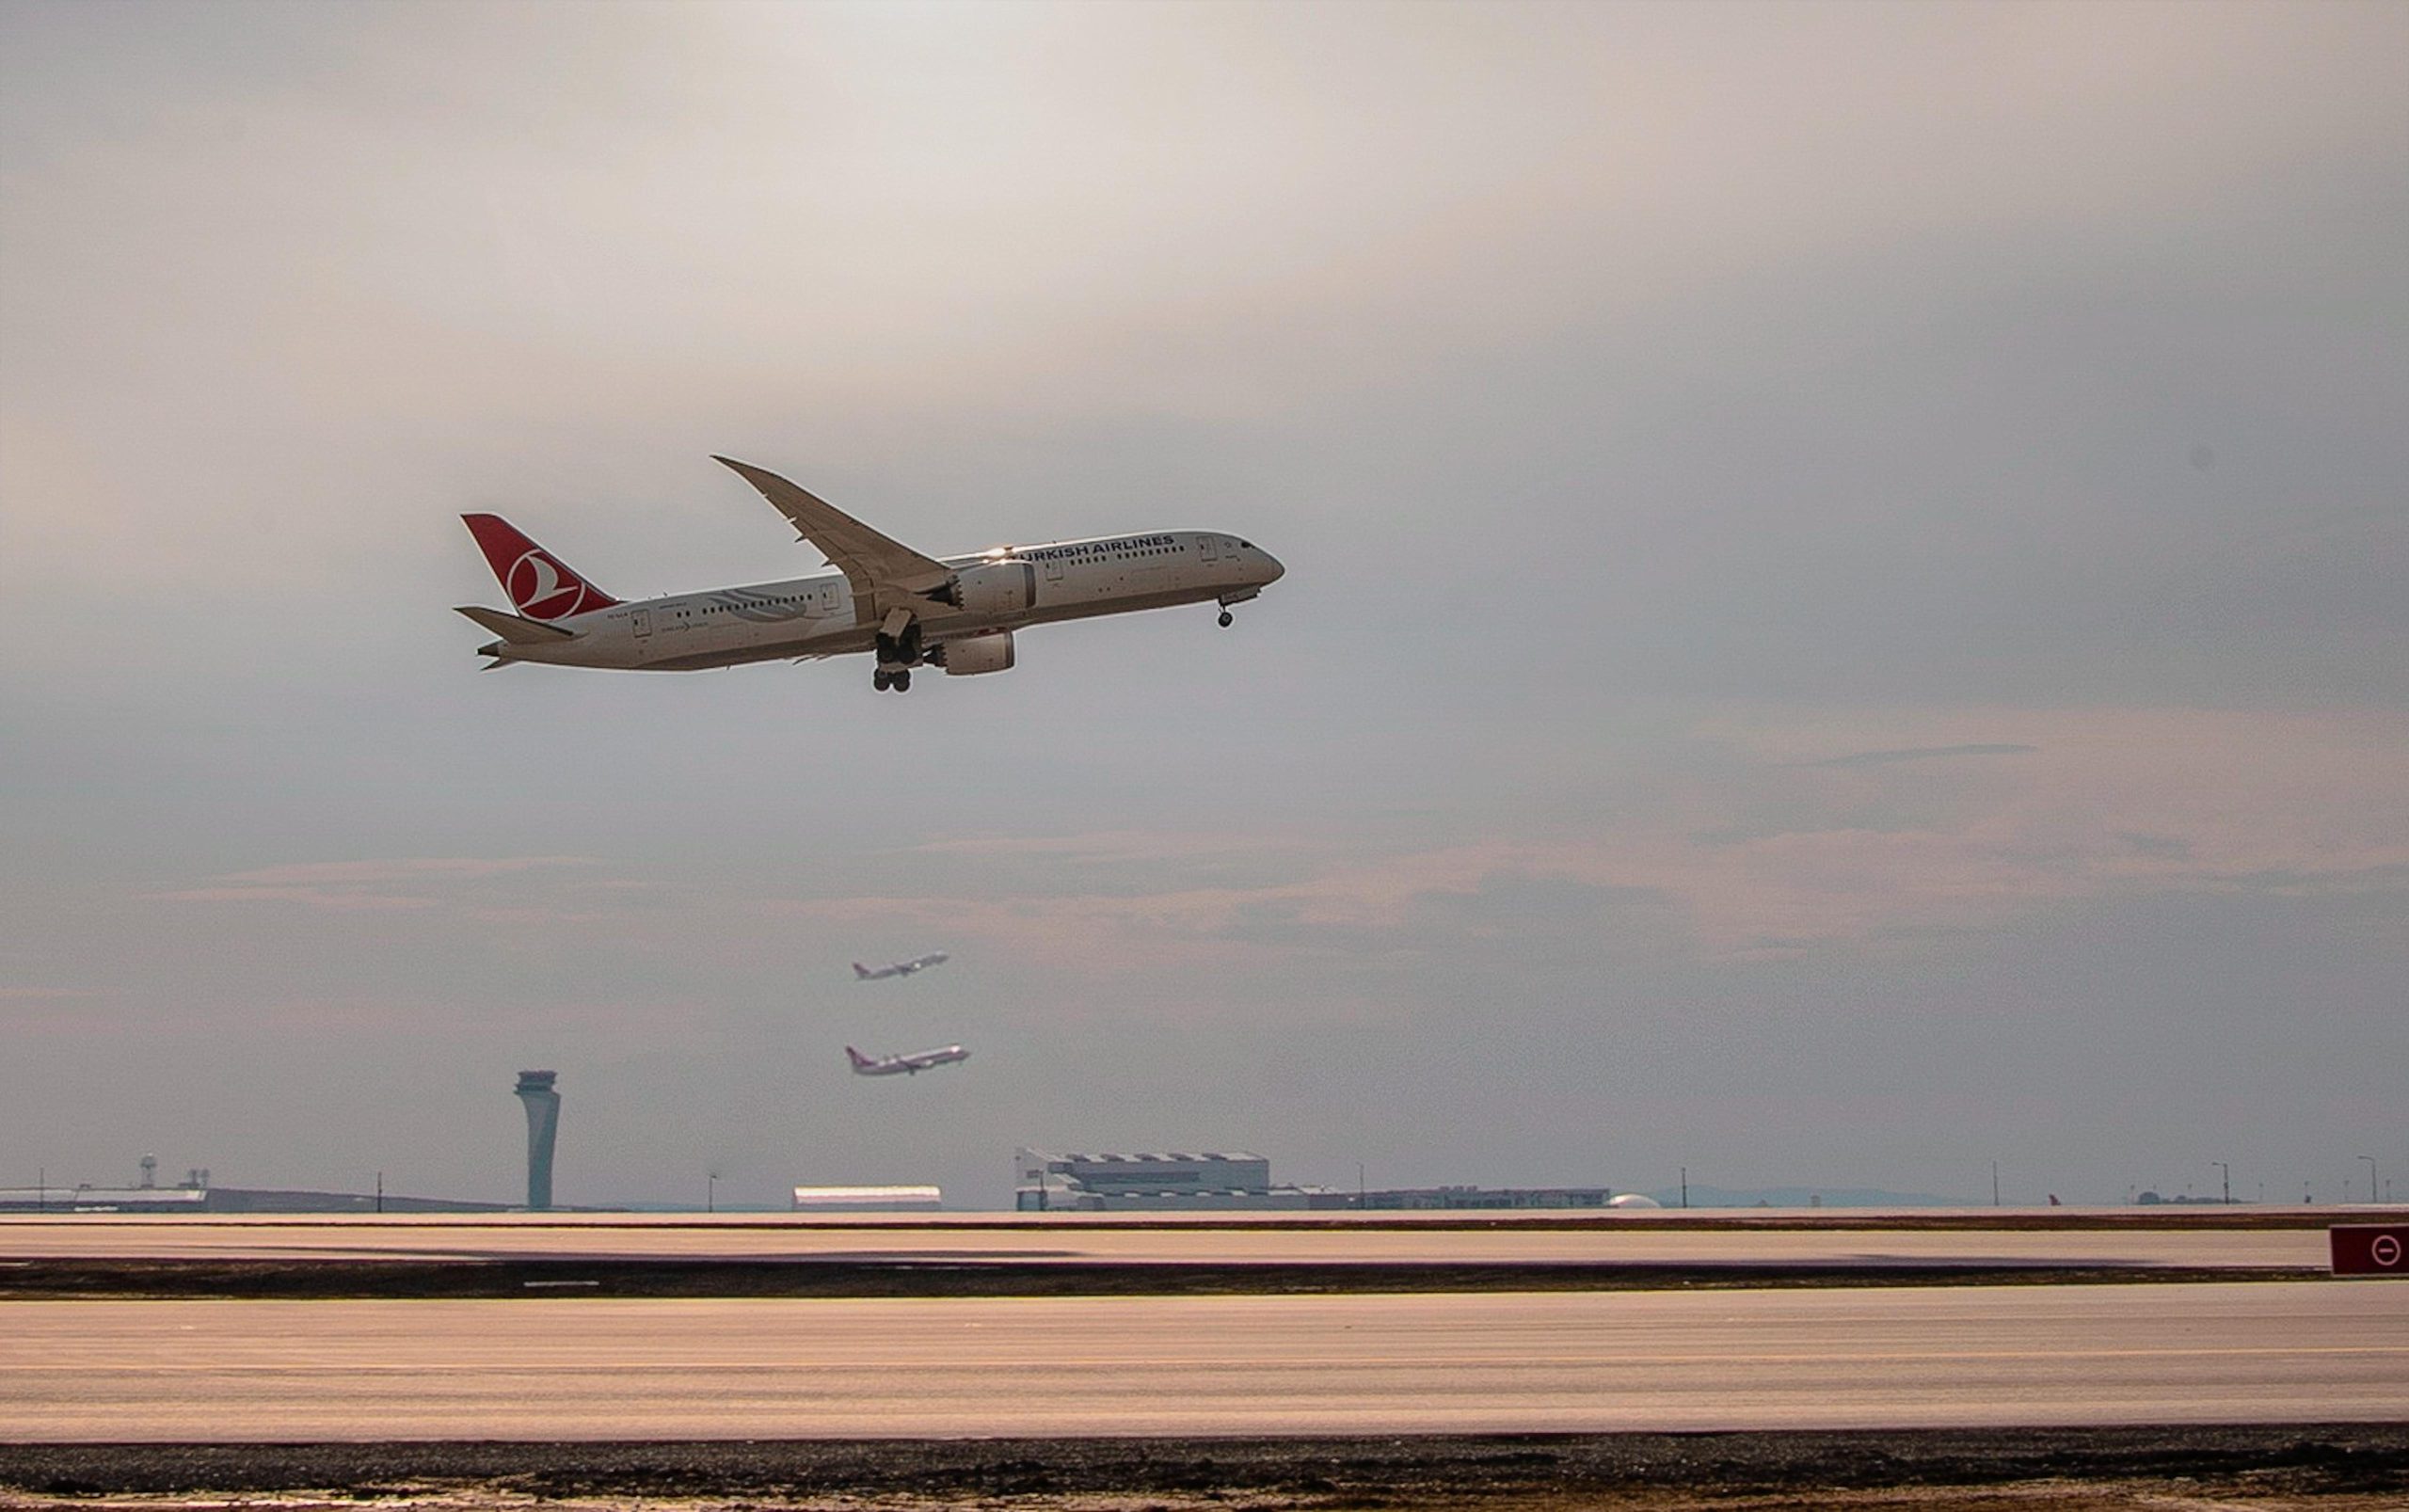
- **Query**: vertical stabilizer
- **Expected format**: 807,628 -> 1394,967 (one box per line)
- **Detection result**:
462,515 -> 621,621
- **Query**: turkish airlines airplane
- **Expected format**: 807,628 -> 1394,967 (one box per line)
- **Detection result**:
854,952 -> 949,980
847,1043 -> 970,1076
456,456 -> 1285,692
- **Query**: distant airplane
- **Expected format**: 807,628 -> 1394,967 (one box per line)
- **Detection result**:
455,456 -> 1284,692
854,952 -> 949,981
847,1043 -> 969,1076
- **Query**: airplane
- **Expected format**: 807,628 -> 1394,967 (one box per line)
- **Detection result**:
455,456 -> 1285,692
847,1043 -> 970,1076
854,952 -> 949,980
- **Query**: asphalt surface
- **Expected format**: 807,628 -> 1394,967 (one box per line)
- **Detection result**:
0,1211 -> 2338,1268
5,1281 -> 2402,1440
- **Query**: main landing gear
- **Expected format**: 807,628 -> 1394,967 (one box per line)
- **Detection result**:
874,621 -> 922,692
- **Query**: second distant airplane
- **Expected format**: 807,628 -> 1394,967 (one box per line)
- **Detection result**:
848,1044 -> 970,1076
854,952 -> 949,981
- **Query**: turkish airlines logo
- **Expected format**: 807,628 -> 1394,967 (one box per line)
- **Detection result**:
507,549 -> 590,620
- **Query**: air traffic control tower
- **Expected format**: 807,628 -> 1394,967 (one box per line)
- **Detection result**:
514,1070 -> 561,1211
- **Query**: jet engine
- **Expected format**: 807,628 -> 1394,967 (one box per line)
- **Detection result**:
942,561 -> 1033,617
938,630 -> 1015,676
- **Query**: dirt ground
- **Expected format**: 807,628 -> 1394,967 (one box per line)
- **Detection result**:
3,1491 -> 2408,1512
3,1429 -> 2403,1509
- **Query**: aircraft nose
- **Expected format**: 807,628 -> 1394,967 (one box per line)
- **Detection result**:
1260,549 -> 1285,584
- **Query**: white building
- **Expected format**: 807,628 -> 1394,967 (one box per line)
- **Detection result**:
791,1185 -> 942,1212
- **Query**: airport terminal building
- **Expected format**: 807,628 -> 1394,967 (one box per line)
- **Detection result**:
1014,1149 -> 1314,1211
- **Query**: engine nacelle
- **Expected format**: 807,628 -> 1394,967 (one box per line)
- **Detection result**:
940,630 -> 1015,676
946,561 -> 1032,617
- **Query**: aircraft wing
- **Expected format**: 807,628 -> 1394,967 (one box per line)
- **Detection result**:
712,456 -> 955,617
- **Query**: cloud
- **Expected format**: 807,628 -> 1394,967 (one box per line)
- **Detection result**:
152,856 -> 599,911
2116,831 -> 2194,860
754,707 -> 2409,968
1785,744 -> 2039,769
207,858 -> 598,885
906,831 -> 1302,863
147,885 -> 443,913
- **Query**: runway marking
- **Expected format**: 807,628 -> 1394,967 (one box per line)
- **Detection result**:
13,1345 -> 2407,1370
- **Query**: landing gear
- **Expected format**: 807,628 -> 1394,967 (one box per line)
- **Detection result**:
873,620 -> 923,692
1218,610 -> 1234,629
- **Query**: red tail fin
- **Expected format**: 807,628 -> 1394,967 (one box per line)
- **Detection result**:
461,515 -> 621,622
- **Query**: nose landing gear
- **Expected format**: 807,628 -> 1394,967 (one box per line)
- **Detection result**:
1218,611 -> 1234,628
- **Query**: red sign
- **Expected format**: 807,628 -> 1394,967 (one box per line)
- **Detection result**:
2331,1225 -> 2409,1276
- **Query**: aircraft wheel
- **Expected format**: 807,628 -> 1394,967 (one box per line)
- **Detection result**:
872,669 -> 891,692
893,670 -> 912,692
1218,610 -> 1234,628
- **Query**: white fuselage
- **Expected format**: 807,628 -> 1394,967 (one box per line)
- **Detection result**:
482,530 -> 1284,671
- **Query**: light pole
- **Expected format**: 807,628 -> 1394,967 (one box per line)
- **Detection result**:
2211,1161 -> 2230,1205
707,1170 -> 720,1214
1991,1160 -> 2000,1206
2360,1155 -> 2378,1205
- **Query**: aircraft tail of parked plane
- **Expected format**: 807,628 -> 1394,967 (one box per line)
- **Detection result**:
847,1043 -> 970,1076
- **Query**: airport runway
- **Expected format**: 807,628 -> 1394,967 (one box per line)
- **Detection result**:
4,1282 -> 2401,1440
0,1213 -> 2335,1269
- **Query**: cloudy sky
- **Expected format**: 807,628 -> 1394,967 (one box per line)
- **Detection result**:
4,0 -> 2403,1208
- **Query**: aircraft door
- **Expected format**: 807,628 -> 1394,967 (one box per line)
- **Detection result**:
1043,556 -> 1065,593
1198,533 -> 1219,565
632,609 -> 651,638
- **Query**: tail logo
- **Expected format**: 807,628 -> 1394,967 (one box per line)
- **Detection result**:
508,549 -> 592,620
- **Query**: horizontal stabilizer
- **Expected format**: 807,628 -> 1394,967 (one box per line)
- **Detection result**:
455,605 -> 576,644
